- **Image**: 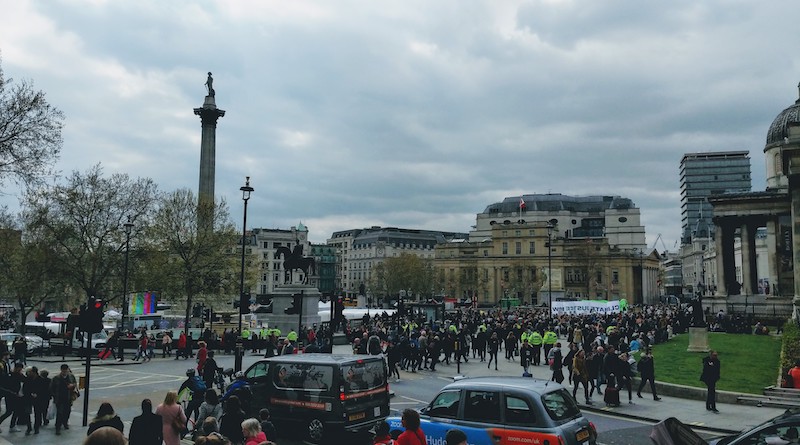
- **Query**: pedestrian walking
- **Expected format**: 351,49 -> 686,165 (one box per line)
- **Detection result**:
572,349 -> 593,405
637,349 -> 661,401
49,363 -> 77,435
701,350 -> 720,413
487,332 -> 499,371
0,363 -> 25,433
162,332 -> 172,358
87,402 -> 124,436
37,369 -> 51,427
155,391 -> 187,445
549,342 -> 564,384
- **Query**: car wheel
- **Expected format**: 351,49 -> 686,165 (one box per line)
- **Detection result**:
305,418 -> 325,444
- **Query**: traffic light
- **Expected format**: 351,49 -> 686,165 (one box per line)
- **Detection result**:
192,303 -> 202,318
202,307 -> 212,321
80,298 -> 105,333
285,293 -> 302,315
239,293 -> 251,315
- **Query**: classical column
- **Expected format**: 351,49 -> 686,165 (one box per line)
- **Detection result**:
766,218 -> 780,296
194,88 -> 226,210
740,222 -> 754,296
714,219 -> 727,296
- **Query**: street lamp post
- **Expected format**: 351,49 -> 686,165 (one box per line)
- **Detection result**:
118,218 -> 133,361
546,222 -> 554,318
235,176 -> 254,373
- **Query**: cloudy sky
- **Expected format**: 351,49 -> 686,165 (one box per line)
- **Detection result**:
2,1 -> 799,248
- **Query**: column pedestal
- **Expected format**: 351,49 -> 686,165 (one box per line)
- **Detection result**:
687,327 -> 710,353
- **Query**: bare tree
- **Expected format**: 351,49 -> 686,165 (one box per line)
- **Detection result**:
25,164 -> 158,302
0,58 -> 64,188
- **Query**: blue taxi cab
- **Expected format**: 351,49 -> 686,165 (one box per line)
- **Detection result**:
386,376 -> 597,445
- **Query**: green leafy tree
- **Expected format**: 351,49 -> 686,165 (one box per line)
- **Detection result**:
24,164 -> 158,304
382,253 -> 437,301
0,58 -> 64,187
145,188 -> 239,335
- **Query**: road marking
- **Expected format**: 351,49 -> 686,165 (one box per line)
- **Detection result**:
394,395 -> 428,404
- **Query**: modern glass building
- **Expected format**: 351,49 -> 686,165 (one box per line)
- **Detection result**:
680,151 -> 751,243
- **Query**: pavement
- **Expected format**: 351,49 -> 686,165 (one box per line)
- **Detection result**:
0,339 -> 784,444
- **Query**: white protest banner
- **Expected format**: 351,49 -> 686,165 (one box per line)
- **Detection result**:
551,300 -> 621,315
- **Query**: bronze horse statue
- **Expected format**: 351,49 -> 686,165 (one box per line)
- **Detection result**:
275,245 -> 316,284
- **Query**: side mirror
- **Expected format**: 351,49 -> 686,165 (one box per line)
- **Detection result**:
419,406 -> 429,415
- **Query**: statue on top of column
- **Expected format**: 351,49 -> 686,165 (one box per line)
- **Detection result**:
205,72 -> 215,97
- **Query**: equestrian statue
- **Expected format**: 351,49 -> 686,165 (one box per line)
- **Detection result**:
275,243 -> 316,284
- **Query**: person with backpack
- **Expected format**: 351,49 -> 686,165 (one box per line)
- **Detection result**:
179,369 -> 206,423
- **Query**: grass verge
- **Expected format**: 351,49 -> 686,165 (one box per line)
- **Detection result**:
653,332 -> 781,394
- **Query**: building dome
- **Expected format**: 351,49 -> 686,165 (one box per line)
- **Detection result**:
766,84 -> 800,145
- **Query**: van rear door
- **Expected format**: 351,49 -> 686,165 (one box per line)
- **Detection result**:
340,358 -> 390,428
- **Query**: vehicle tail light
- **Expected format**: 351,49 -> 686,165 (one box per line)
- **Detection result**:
589,421 -> 597,438
339,385 -> 346,401
558,434 -> 566,445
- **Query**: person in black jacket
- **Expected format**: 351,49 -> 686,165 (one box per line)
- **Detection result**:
87,402 -> 124,436
218,395 -> 245,445
637,349 -> 661,401
700,350 -> 721,413
0,363 -> 26,432
202,351 -> 222,391
128,399 -> 162,445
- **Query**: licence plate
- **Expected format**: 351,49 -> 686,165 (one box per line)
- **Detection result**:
374,406 -> 381,417
348,412 -> 366,421
576,429 -> 590,442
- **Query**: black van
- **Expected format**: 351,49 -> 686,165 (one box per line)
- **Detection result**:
243,353 -> 390,443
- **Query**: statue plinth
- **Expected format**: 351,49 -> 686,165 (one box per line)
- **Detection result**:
259,284 -> 321,335
687,326 -> 710,353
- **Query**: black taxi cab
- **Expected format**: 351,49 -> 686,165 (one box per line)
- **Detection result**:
243,353 -> 390,443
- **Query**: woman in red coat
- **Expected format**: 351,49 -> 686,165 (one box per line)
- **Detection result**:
176,333 -> 187,360
196,342 -> 207,376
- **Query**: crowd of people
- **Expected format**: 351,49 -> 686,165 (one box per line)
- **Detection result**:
78,372 -> 276,445
344,303 -> 698,406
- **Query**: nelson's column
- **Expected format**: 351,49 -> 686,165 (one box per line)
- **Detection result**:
194,72 -> 226,214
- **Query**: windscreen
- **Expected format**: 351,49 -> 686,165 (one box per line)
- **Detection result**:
541,388 -> 581,422
340,360 -> 386,394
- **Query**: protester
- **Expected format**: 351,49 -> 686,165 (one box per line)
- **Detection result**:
258,408 -> 277,440
196,389 -> 222,435
219,395 -> 246,445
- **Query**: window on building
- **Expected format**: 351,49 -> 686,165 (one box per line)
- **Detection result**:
261,285 -> 267,294
596,270 -> 602,284
529,229 -> 535,236
502,242 -> 508,255
273,273 -> 279,281
263,242 -> 269,248
517,269 -> 523,281
483,269 -> 489,280
529,242 -> 535,254
612,270 -> 619,284
530,267 -> 537,280
483,249 -> 488,257
515,242 -> 521,254
515,230 -> 521,236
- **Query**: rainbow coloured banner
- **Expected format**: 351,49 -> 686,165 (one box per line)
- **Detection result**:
129,291 -> 157,315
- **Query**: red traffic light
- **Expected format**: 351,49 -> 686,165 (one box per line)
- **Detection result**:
94,301 -> 103,309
